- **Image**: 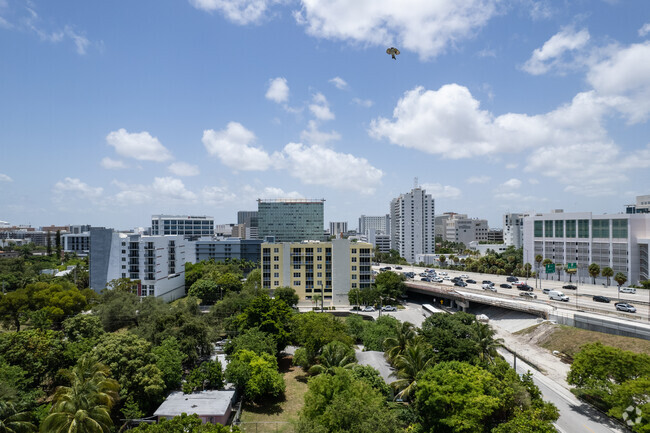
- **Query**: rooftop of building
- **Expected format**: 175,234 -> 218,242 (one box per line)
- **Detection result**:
154,390 -> 235,417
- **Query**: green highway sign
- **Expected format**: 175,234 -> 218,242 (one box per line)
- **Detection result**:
545,263 -> 556,273
566,262 -> 577,270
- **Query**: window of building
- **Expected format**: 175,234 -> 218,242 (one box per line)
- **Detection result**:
565,220 -> 576,238
274,256 -> 279,261
317,247 -> 322,252
317,256 -> 322,261
274,281 -> 279,286
351,249 -> 357,254
578,220 -> 590,238
122,257 -> 126,261
273,264 -> 279,269
555,220 -> 564,238
293,272 -> 301,278
122,265 -> 126,269
612,219 -> 628,238
317,272 -> 322,277
351,283 -> 357,288
352,274 -> 357,279
534,221 -> 543,237
544,220 -> 553,237
293,281 -> 301,286
274,273 -> 279,278
592,219 -> 610,238
274,248 -> 279,253
351,257 -> 357,262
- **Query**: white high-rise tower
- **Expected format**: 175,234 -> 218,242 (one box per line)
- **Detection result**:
390,187 -> 435,263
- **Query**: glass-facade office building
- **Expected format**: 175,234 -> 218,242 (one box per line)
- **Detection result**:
257,199 -> 325,243
151,215 -> 214,240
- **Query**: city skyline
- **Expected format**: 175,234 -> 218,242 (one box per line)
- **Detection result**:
1,1 -> 649,229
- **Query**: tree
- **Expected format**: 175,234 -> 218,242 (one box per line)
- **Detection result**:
41,356 -> 119,433
535,255 -> 543,286
348,288 -> 361,309
383,321 -> 416,363
414,361 -> 503,433
588,263 -> 601,284
542,258 -> 552,280
128,414 -> 238,432
523,263 -> 532,279
0,397 -> 36,433
0,290 -> 29,331
472,322 -> 503,364
225,350 -> 285,402
188,279 -> 220,304
357,315 -> 400,351
183,360 -> 224,394
602,267 -> 614,287
439,255 -> 447,266
94,289 -> 138,332
216,272 -> 243,294
236,294 -> 293,351
292,312 -> 353,368
152,337 -> 186,392
420,312 -> 481,363
373,271 -> 405,301
391,341 -> 434,401
566,266 -> 576,283
274,286 -> 299,307
226,328 -> 276,356
614,272 -> 627,295
308,341 -> 357,375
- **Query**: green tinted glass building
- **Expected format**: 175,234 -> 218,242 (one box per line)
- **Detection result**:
257,199 -> 325,242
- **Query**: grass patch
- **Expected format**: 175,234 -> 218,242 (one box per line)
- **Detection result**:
537,325 -> 650,358
513,323 -> 544,336
239,355 -> 309,433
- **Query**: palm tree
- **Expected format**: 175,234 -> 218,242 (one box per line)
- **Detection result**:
438,255 -> 447,267
0,389 -> 36,433
524,263 -> 532,280
383,321 -> 417,363
308,341 -> 357,375
542,258 -> 552,280
41,356 -> 119,433
390,341 -> 434,401
588,263 -> 601,284
601,267 -> 614,287
614,273 -> 627,301
472,322 -> 503,364
535,255 -> 543,286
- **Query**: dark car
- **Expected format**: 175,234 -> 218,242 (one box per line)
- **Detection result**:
500,283 -> 512,289
517,283 -> 534,291
615,303 -> 636,313
482,280 -> 493,285
593,295 -> 610,303
507,276 -> 519,283
466,279 -> 477,284
451,277 -> 462,282
454,281 -> 467,287
395,266 -> 402,270
562,284 -> 577,290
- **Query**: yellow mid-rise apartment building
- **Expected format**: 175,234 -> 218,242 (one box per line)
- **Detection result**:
261,239 -> 373,306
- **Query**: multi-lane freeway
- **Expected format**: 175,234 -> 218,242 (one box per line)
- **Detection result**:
375,264 -> 650,320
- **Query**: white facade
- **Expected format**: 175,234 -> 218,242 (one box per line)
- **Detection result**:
444,215 -> 489,246
62,232 -> 90,256
504,213 -> 528,249
329,221 -> 348,237
390,187 -> 435,263
90,228 -> 192,302
368,230 -> 391,253
358,215 -> 390,237
151,215 -> 214,240
469,241 -> 509,256
523,212 -> 650,285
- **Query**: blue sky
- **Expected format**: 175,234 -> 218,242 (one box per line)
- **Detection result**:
1,0 -> 649,230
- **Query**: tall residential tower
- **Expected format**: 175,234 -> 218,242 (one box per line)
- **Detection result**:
390,187 -> 435,263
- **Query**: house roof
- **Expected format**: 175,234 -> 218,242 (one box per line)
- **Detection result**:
154,390 -> 235,418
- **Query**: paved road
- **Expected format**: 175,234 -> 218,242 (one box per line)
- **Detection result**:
355,349 -> 394,383
498,348 -> 626,433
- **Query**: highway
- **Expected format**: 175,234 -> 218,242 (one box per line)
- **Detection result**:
374,264 -> 650,321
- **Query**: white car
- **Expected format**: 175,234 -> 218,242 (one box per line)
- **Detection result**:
460,274 -> 469,278
619,287 -> 636,294
443,276 -> 451,281
482,284 -> 497,292
362,306 -> 376,312
439,271 -> 448,276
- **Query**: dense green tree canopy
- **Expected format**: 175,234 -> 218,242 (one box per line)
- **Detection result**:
236,294 -> 294,351
225,350 -> 285,402
273,286 -> 299,307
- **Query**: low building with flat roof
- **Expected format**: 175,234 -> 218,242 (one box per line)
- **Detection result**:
154,390 -> 235,425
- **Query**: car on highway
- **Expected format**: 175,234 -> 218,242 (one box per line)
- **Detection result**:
615,303 -> 636,313
482,280 -> 493,285
466,279 -> 477,284
362,306 -> 376,312
439,271 -> 448,276
395,266 -> 402,270
454,281 -> 467,287
499,283 -> 511,289
381,305 -> 397,312
519,292 -> 537,299
443,276 -> 451,281
542,288 -> 550,294
404,272 -> 415,278
593,295 -> 611,303
419,273 -> 428,277
549,290 -> 569,302
562,284 -> 577,290
517,283 -> 534,291
460,274 -> 469,278
507,276 -> 519,282
619,287 -> 636,294
482,284 -> 497,292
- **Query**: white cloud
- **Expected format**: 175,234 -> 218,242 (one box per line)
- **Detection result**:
188,0 -> 276,25
64,26 -> 89,55
370,83 -> 648,195
309,92 -> 334,121
111,177 -> 197,206
294,0 -> 500,60
242,185 -> 304,200
282,142 -> 383,194
0,16 -> 12,29
202,186 -> 237,205
352,97 -> 373,108
18,6 -> 91,55
53,178 -> 103,199
586,41 -> 650,123
300,120 -> 341,145
265,77 -> 289,103
467,176 -> 490,184
168,161 -> 200,176
527,0 -> 554,20
202,122 -> 275,170
529,178 -> 540,185
420,183 -> 461,199
0,173 -> 12,182
329,76 -> 348,90
505,163 -> 518,169
100,157 -> 127,170
106,129 -> 173,162
501,178 -> 522,189
639,23 -> 650,37
522,27 -> 590,75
